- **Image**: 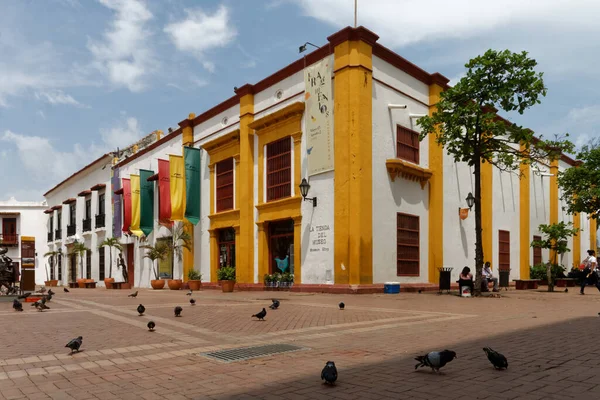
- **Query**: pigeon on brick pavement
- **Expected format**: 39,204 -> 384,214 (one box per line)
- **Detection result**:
13,299 -> 23,312
65,336 -> 83,354
174,306 -> 183,317
147,321 -> 155,331
128,291 -> 138,298
64,288 -> 70,293
186,290 -> 192,296
414,350 -> 457,373
18,292 -> 31,299
483,347 -> 508,370
321,361 -> 338,385
269,299 -> 280,310
339,302 -> 345,310
252,308 -> 267,321
137,304 -> 145,316
190,298 -> 196,306
48,289 -> 55,296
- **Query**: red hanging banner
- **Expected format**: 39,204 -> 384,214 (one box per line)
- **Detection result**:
158,159 -> 172,226
459,208 -> 469,220
122,178 -> 131,233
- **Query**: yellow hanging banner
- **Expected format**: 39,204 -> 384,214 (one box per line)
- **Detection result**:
130,174 -> 143,237
169,155 -> 186,221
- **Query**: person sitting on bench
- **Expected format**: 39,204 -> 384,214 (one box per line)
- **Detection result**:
482,261 -> 499,292
458,267 -> 474,294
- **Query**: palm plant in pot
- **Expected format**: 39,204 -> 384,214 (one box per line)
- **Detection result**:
164,222 -> 192,290
142,241 -> 170,289
70,241 -> 91,288
43,248 -> 62,287
98,237 -> 122,289
217,266 -> 236,292
187,269 -> 202,291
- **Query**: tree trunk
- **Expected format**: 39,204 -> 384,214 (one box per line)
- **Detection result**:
108,247 -> 112,279
547,263 -> 553,292
474,156 -> 484,296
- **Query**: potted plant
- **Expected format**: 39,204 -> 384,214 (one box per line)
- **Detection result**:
272,272 -> 282,288
280,272 -> 294,289
142,242 -> 170,289
98,237 -> 122,289
187,269 -> 202,291
163,222 -> 192,290
217,266 -> 236,292
70,241 -> 90,288
43,249 -> 61,287
264,274 -> 274,288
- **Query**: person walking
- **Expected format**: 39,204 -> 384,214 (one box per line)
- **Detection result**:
580,250 -> 598,295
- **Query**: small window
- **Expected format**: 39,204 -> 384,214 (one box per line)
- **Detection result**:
86,249 -> 92,279
69,204 -> 76,226
99,247 -> 105,281
98,193 -> 105,216
533,235 -> 542,265
499,230 -> 510,271
85,199 -> 91,220
396,125 -> 420,164
397,213 -> 420,276
216,158 -> 234,212
266,137 -> 292,202
48,216 -> 53,234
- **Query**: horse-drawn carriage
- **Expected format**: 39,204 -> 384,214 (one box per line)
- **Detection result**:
0,246 -> 20,295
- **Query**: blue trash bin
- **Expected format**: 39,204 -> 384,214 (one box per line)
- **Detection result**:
384,282 -> 400,294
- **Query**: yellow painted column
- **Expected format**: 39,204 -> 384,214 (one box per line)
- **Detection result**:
209,230 -> 218,283
234,155 -> 240,209
481,160 -> 493,266
293,216 -> 302,284
573,212 -> 581,267
549,159 -> 559,263
238,87 -> 255,283
332,36 -> 374,285
181,113 -> 195,282
519,144 -> 530,279
590,217 -> 597,254
257,222 -> 267,282
428,83 -> 445,284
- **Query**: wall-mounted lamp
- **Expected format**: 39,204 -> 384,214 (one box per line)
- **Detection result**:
299,178 -> 317,207
299,42 -> 320,53
466,192 -> 475,210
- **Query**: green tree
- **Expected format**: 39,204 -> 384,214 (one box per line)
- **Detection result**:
417,49 -> 573,295
70,241 -> 91,279
98,237 -> 122,279
531,222 -> 580,292
166,222 -> 192,262
558,144 -> 600,219
43,248 -> 62,281
142,242 -> 170,280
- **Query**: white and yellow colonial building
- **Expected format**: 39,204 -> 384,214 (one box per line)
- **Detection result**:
42,26 -> 598,291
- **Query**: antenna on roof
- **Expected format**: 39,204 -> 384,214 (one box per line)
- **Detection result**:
354,0 -> 357,27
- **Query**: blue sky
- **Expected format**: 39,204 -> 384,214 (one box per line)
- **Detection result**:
1,0 -> 599,201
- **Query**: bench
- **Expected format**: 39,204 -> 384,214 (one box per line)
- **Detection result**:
68,282 -> 78,289
111,282 -> 122,289
84,281 -> 96,288
513,279 -> 541,290
555,278 -> 576,287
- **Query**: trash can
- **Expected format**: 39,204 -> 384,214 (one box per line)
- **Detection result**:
384,282 -> 400,294
438,267 -> 453,294
499,269 -> 510,290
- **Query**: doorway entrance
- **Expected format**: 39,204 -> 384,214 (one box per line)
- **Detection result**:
218,228 -> 236,269
126,243 -> 134,284
69,253 -> 77,282
269,219 -> 294,275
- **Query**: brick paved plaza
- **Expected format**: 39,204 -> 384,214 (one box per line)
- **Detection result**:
1,287 -> 600,399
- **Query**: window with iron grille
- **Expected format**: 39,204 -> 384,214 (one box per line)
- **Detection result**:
266,137 -> 292,202
86,250 -> 92,279
98,193 -> 105,215
85,199 -> 91,219
48,216 -> 53,234
69,203 -> 76,226
99,247 -> 105,281
58,254 -> 62,281
397,213 -> 420,276
396,125 -> 420,164
499,230 -> 510,271
216,158 -> 234,212
533,235 -> 542,265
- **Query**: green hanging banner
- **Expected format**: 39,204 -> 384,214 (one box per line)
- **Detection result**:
184,147 -> 201,225
140,169 -> 155,236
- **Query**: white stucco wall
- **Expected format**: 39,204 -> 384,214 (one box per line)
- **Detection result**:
530,164 -> 551,265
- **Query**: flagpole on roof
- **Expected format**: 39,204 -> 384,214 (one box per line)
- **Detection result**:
354,0 -> 357,27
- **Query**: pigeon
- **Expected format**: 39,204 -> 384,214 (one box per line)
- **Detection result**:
174,306 -> 183,317
18,292 -> 31,299
339,302 -> 345,310
31,301 -> 38,308
269,299 -> 280,310
147,321 -> 155,331
186,290 -> 193,296
48,289 -> 55,296
414,350 -> 457,373
189,298 -> 196,306
65,336 -> 83,354
12,299 -> 23,312
39,287 -> 47,294
564,288 -> 568,293
418,289 -> 422,294
128,291 -> 138,298
137,304 -> 145,316
483,347 -> 508,370
252,308 -> 267,321
38,302 -> 50,312
64,288 -> 70,293
321,361 -> 338,385
46,294 -> 53,302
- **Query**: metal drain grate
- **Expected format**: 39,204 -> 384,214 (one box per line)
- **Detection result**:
200,344 -> 306,363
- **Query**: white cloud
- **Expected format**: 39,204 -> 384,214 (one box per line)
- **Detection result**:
164,5 -> 236,72
191,76 -> 208,88
568,105 -> 600,126
100,117 -> 144,149
37,110 -> 46,119
88,0 -> 154,92
35,90 -> 89,108
293,0 -> 600,47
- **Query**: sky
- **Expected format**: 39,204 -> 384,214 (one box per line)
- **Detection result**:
1,0 -> 599,202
